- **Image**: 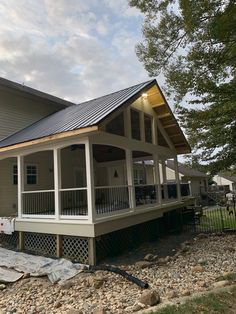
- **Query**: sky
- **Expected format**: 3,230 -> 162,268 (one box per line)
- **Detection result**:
0,0 -> 156,103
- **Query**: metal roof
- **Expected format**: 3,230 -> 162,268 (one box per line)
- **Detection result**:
167,160 -> 208,178
0,80 -> 155,148
0,77 -> 74,108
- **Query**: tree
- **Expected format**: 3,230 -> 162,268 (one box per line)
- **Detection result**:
129,0 -> 236,174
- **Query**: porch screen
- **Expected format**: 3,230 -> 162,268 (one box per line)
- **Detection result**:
105,113 -> 124,136
144,114 -> 152,143
131,109 -> 141,140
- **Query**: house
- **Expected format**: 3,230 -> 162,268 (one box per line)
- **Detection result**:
213,173 -> 236,193
0,78 -> 194,264
165,161 -> 208,197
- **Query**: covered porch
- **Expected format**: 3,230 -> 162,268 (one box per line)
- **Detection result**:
0,134 -> 191,224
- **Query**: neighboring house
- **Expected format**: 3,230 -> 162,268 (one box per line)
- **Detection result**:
213,174 -> 236,193
0,78 -> 193,264
165,161 -> 208,197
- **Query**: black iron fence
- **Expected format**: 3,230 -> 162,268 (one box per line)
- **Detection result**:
182,205 -> 236,233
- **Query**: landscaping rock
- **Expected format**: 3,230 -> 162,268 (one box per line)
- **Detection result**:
93,307 -> 107,314
139,290 -> 161,306
88,276 -> 106,289
67,310 -> 83,314
135,261 -> 153,269
166,290 -> 178,299
0,284 -> 6,290
144,254 -> 155,261
157,257 -> 168,265
192,265 -> 204,273
182,289 -> 191,296
59,280 -> 73,290
0,233 -> 236,313
212,280 -> 230,288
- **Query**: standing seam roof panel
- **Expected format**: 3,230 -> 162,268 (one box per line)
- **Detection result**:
0,80 -> 155,148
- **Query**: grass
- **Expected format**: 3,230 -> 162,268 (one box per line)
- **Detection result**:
196,206 -> 236,232
153,286 -> 236,314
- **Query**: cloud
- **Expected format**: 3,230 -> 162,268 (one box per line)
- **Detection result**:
0,0 -> 151,103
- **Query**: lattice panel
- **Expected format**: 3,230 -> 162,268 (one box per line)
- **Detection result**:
62,236 -> 89,264
24,232 -> 57,257
0,232 -> 19,249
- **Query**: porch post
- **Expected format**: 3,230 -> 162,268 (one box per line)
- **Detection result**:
53,148 -> 61,220
153,153 -> 162,205
85,139 -> 96,222
161,160 -> 168,201
125,149 -> 135,209
17,155 -> 24,218
174,156 -> 181,201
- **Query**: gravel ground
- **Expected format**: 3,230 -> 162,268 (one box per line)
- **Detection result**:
0,232 -> 236,314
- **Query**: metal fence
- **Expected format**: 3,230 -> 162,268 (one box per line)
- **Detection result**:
182,205 -> 236,234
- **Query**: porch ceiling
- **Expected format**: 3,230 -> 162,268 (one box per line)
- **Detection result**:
146,85 -> 191,155
93,145 -> 152,163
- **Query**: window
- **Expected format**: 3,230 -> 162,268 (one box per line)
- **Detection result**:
131,109 -> 141,140
13,165 -> 18,185
133,167 -> 145,185
144,114 -> 152,143
26,165 -> 37,185
105,113 -> 125,136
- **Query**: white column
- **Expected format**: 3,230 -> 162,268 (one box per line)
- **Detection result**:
53,148 -> 61,220
125,149 -> 135,209
17,155 -> 24,218
174,156 -> 181,201
85,139 -> 96,222
153,153 -> 162,205
161,160 -> 168,201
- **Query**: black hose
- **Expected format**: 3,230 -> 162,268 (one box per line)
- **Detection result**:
89,264 -> 149,289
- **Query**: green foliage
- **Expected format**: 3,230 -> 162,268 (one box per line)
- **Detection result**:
129,0 -> 236,174
152,286 -> 236,314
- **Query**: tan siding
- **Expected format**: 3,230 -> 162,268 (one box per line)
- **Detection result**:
0,158 -> 18,216
0,89 -> 64,141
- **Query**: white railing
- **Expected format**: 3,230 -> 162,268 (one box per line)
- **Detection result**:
20,183 -> 191,220
60,187 -> 88,218
22,190 -> 55,218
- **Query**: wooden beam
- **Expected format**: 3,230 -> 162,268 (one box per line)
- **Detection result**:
0,126 -> 98,153
152,102 -> 165,108
169,134 -> 182,138
56,234 -> 62,258
174,142 -> 186,146
19,231 -> 25,251
163,124 -> 176,129
158,112 -> 171,119
88,237 -> 96,265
